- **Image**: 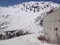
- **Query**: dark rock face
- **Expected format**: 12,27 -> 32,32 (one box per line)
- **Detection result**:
0,30 -> 31,40
37,36 -> 47,41
21,2 -> 55,13
39,19 -> 44,26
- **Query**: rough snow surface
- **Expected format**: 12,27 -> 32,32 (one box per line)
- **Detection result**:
0,34 -> 57,45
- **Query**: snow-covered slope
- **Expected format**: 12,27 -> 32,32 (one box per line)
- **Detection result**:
0,1 -> 60,40
0,34 -> 57,45
0,1 -> 60,45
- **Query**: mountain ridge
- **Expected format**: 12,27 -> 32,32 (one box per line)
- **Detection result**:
0,1 -> 60,39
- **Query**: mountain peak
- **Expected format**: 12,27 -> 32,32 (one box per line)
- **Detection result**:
0,1 -> 60,36
19,1 -> 60,13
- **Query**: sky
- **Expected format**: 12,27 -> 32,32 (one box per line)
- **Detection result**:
0,0 -> 60,7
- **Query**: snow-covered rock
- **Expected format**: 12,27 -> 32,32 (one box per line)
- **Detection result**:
0,1 -> 60,45
0,1 -> 60,42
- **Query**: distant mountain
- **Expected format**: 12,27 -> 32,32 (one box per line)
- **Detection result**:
0,1 -> 60,40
